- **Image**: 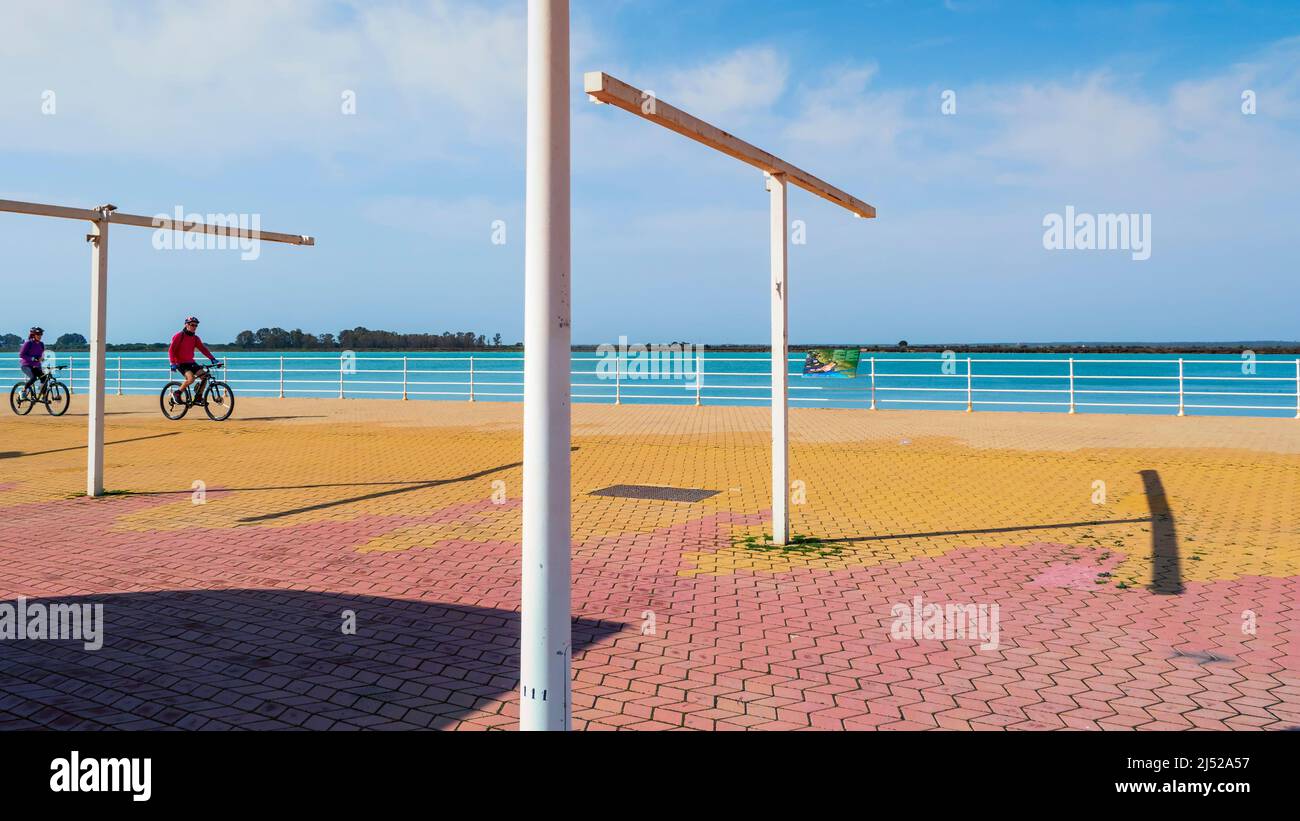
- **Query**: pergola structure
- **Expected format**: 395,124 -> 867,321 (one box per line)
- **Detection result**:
0,199 -> 314,496
521,0 -> 875,730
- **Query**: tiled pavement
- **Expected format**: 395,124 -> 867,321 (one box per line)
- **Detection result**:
0,396 -> 1296,730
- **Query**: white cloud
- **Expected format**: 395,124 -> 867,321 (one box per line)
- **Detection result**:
0,0 -> 526,161
978,74 -> 1166,174
659,46 -> 788,123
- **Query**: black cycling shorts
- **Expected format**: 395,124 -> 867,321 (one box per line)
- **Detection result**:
175,362 -> 202,377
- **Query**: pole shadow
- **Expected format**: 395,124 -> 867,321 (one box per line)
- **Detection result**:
1140,469 -> 1182,595
0,589 -> 621,731
0,431 -> 181,460
237,461 -> 524,523
822,516 -> 1151,544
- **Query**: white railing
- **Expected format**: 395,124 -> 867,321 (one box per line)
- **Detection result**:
3,353 -> 1298,418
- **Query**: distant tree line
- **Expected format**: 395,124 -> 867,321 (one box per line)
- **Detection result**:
232,326 -> 508,351
0,327 -> 512,352
0,332 -> 86,349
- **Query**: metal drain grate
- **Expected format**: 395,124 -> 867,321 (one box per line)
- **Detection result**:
589,484 -> 719,503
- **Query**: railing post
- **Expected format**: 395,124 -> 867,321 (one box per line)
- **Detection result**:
68,356 -> 74,396
116,356 -> 122,396
1294,358 -> 1299,419
339,355 -> 345,399
226,356 -> 232,388
965,356 -> 973,412
1067,357 -> 1076,414
469,355 -> 476,402
614,356 -> 621,405
869,355 -> 877,410
278,355 -> 285,399
695,357 -> 703,406
1177,357 -> 1185,416
402,356 -> 408,400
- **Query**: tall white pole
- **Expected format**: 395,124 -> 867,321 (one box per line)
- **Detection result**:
521,0 -> 571,732
767,172 -> 789,546
87,216 -> 108,497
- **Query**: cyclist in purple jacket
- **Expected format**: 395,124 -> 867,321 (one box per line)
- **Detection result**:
18,327 -> 46,392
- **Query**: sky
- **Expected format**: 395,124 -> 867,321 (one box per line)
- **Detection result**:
1,0 -> 1298,345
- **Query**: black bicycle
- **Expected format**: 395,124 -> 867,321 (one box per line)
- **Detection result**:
160,362 -> 234,421
9,364 -> 70,416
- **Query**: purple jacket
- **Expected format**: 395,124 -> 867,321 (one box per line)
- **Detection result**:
19,338 -> 44,368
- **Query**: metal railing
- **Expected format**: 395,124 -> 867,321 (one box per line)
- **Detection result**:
3,353 -> 1298,418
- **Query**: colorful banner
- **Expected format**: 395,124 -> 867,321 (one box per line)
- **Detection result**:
802,348 -> 860,378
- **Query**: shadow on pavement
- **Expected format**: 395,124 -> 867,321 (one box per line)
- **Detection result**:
1141,469 -> 1182,595
0,431 -> 181,460
0,588 -> 621,731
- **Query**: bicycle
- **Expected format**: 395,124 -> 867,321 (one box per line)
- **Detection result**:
9,365 -> 70,417
160,362 -> 235,421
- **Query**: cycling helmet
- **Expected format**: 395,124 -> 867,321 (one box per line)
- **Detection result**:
29,326 -> 44,335
184,316 -> 200,325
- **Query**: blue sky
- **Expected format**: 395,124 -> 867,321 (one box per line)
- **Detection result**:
2,0 -> 1298,345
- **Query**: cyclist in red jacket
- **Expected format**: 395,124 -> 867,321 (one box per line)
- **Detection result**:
168,316 -> 219,403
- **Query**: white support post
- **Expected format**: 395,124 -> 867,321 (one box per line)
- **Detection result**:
965,356 -> 974,413
614,356 -> 621,405
278,355 -> 285,399
68,357 -> 74,396
86,216 -> 108,497
339,356 -> 345,399
1177,357 -> 1185,416
521,0 -> 572,732
469,355 -> 476,402
869,355 -> 877,410
767,171 -> 789,547
116,356 -> 122,396
1294,359 -> 1299,419
402,356 -> 408,400
695,360 -> 703,407
1067,357 -> 1076,414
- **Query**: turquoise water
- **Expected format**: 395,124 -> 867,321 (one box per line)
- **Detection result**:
5,351 -> 1299,418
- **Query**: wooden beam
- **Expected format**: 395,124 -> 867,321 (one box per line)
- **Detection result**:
583,71 -> 876,219
0,199 -> 314,244
0,199 -> 100,222
112,212 -> 315,246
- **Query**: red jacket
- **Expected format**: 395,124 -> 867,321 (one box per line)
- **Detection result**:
169,331 -> 216,365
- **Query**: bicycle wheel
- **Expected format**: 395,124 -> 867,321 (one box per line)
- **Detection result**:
9,383 -> 34,416
44,381 -> 70,416
160,382 -> 191,420
204,380 -> 235,421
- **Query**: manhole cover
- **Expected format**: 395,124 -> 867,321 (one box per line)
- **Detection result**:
589,484 -> 719,502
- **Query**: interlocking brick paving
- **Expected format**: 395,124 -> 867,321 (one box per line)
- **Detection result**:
0,395 -> 1296,730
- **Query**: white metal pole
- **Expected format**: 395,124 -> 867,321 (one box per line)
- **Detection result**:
279,355 -> 285,398
965,356 -> 973,412
869,355 -> 876,410
116,356 -> 122,396
339,356 -> 345,399
1177,357 -> 1185,416
767,172 -> 789,546
521,0 -> 572,732
1068,357 -> 1076,414
402,355 -> 408,400
469,355 -> 476,402
614,356 -> 621,405
68,356 -> 74,396
1294,359 -> 1299,419
87,217 -> 108,497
